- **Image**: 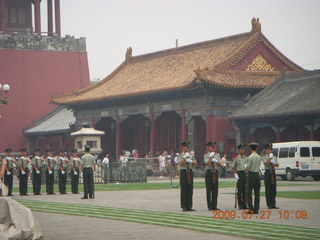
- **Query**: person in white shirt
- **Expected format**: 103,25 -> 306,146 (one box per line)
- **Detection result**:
158,152 -> 167,179
102,154 -> 110,182
220,154 -> 227,178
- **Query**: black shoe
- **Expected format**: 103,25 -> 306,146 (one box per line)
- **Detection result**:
271,206 -> 279,209
187,209 -> 196,211
81,197 -> 88,199
7,194 -> 14,197
208,208 -> 213,211
212,208 -> 220,211
253,211 -> 259,214
268,207 -> 272,209
182,208 -> 188,211
246,211 -> 254,214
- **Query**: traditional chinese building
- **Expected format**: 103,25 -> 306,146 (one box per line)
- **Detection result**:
229,70 -> 320,146
51,18 -> 303,161
0,0 -> 90,152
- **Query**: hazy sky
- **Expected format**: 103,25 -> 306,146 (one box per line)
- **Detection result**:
39,0 -> 320,80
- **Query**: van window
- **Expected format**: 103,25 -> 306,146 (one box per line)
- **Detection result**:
300,147 -> 310,157
289,147 -> 296,158
279,148 -> 289,158
312,147 -> 320,157
272,148 -> 279,157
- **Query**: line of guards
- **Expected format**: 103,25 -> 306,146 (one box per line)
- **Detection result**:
177,141 -> 278,214
1,145 -> 96,199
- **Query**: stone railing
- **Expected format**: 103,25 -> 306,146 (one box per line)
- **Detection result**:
0,32 -> 86,52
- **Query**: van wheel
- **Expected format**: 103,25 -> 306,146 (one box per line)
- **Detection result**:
312,176 -> 320,181
286,169 -> 294,181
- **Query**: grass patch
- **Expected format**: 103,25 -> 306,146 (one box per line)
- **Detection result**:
12,181 -> 314,194
260,191 -> 320,200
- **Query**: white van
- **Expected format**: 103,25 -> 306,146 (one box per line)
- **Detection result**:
260,141 -> 320,181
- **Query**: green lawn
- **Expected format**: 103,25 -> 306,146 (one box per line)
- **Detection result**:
12,181 -> 315,194
260,191 -> 320,200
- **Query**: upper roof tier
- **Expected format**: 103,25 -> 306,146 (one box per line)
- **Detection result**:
52,18 -> 303,105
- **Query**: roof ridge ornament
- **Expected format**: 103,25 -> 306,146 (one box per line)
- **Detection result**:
251,17 -> 261,33
125,47 -> 133,60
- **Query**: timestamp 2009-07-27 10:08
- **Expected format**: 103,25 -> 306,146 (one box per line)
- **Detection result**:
212,210 -> 308,220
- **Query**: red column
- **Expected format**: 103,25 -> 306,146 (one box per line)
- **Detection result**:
276,128 -> 281,142
54,0 -> 61,36
310,125 -> 314,141
91,118 -> 96,128
181,110 -> 187,142
34,0 -> 41,34
116,116 -> 121,160
206,115 -> 212,142
47,0 -> 53,36
0,0 -> 6,33
150,112 -> 156,157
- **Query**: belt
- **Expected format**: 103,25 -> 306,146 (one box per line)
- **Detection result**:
237,170 -> 245,173
249,171 -> 259,174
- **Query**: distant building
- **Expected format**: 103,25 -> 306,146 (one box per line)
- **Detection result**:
51,18 -> 303,161
0,0 -> 90,152
229,70 -> 320,145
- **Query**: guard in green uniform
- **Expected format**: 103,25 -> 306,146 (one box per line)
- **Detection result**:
70,149 -> 81,194
246,143 -> 262,214
45,149 -> 56,195
204,141 -> 221,211
19,148 -> 30,196
32,149 -> 44,195
3,148 -> 17,196
177,141 -> 197,211
58,150 -> 69,194
232,144 -> 248,209
262,143 -> 279,209
81,145 -> 96,199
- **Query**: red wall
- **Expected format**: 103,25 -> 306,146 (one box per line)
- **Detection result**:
0,49 -> 90,152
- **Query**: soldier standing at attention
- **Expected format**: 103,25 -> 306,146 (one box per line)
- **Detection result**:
19,148 -> 30,196
58,150 -> 69,194
3,148 -> 17,196
204,141 -> 221,211
81,145 -> 96,199
232,144 -> 248,210
262,143 -> 279,209
70,149 -> 81,194
246,143 -> 262,214
177,141 -> 197,211
45,149 -> 56,195
32,149 -> 44,195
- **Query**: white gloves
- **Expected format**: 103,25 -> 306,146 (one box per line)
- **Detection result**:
270,159 -> 276,165
21,170 -> 26,175
74,171 -> 78,175
186,159 -> 193,163
48,170 -> 53,175
7,171 -> 11,176
244,163 -> 248,169
234,173 -> 239,181
269,153 -> 273,159
209,152 -> 215,158
61,170 -> 65,175
36,170 -> 40,174
211,158 -> 218,163
184,153 -> 190,159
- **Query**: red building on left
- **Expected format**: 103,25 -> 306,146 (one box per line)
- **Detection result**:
0,0 -> 90,153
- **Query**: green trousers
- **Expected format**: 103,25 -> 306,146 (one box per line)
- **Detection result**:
46,169 -> 54,194
83,167 -> 94,198
58,169 -> 67,194
4,168 -> 13,195
205,170 -> 218,209
247,172 -> 260,213
32,168 -> 42,194
19,169 -> 28,195
71,168 -> 80,193
264,170 -> 277,207
237,171 -> 247,209
179,169 -> 193,210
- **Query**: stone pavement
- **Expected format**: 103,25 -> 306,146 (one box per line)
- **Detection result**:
12,179 -> 320,239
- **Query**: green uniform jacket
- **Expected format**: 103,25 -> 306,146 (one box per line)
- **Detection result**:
57,157 -> 69,169
247,152 -> 261,172
19,157 -> 29,169
177,152 -> 196,171
4,156 -> 15,169
204,152 -> 221,170
32,156 -> 44,168
81,153 -> 95,168
70,157 -> 81,168
46,156 -> 56,170
232,155 -> 247,171
261,154 -> 278,170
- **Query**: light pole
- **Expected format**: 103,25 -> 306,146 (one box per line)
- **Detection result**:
0,84 -> 10,105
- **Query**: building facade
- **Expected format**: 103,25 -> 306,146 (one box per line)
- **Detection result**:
0,0 -> 90,152
52,18 -> 303,161
229,70 -> 320,146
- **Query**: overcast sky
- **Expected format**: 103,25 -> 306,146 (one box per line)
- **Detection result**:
40,0 -> 320,80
